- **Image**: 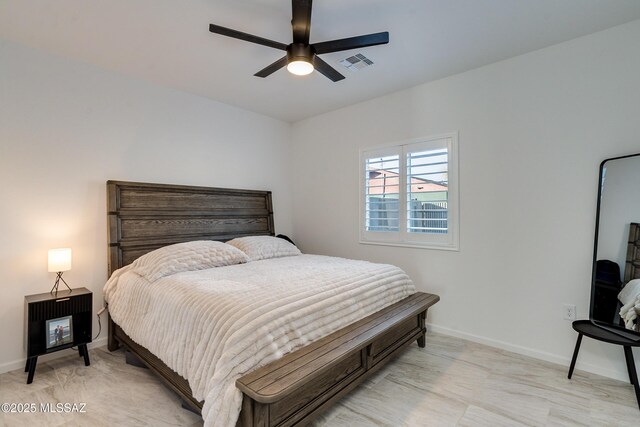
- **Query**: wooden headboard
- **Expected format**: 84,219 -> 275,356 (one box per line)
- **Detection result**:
107,181 -> 274,276
625,222 -> 640,282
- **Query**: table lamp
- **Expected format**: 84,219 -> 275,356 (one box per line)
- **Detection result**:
48,248 -> 72,295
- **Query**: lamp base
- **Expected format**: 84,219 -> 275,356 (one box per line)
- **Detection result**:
51,272 -> 72,296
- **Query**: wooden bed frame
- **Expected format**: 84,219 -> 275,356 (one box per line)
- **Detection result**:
625,223 -> 640,283
106,180 -> 439,426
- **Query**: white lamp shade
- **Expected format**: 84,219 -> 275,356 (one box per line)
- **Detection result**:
48,248 -> 72,272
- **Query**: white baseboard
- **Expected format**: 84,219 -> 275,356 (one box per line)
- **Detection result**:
427,323 -> 629,383
0,337 -> 108,375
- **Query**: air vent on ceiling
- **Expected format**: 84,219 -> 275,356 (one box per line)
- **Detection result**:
338,53 -> 374,72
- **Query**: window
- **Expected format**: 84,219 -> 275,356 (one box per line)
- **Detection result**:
360,133 -> 459,250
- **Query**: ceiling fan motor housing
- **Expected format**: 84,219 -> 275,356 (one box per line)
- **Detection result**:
287,43 -> 314,64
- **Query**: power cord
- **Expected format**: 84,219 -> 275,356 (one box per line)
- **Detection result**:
93,312 -> 102,341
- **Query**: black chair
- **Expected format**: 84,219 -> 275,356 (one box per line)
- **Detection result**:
568,320 -> 640,409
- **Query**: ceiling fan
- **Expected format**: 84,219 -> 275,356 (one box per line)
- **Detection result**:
209,0 -> 389,82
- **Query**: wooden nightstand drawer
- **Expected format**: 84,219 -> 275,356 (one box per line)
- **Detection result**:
27,292 -> 92,321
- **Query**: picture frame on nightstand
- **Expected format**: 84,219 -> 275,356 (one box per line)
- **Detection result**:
46,315 -> 74,349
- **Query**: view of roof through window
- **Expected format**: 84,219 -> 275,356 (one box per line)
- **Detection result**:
365,148 -> 449,234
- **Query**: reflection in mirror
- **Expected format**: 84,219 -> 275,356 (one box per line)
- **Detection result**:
592,153 -> 640,336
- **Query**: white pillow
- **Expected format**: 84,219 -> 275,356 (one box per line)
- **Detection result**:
226,236 -> 301,261
131,240 -> 249,281
619,278 -> 640,306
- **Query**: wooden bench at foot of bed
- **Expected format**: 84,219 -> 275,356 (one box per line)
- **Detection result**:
236,291 -> 439,427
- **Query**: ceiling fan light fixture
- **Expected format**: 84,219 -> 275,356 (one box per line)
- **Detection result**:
287,59 -> 314,76
286,43 -> 314,76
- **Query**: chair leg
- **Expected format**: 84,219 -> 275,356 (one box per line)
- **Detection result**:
623,346 -> 640,409
624,345 -> 635,384
568,333 -> 583,379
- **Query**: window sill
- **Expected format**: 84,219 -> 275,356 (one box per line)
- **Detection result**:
359,240 -> 459,251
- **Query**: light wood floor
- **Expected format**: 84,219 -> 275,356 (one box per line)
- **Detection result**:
1,332 -> 638,426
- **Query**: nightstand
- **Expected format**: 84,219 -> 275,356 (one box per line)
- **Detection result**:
24,287 -> 93,384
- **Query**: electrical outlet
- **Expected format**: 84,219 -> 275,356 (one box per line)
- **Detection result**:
563,304 -> 576,321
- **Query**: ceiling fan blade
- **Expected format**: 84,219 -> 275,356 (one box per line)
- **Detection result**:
313,55 -> 345,82
291,0 -> 312,44
313,31 -> 389,54
254,56 -> 289,78
209,24 -> 288,51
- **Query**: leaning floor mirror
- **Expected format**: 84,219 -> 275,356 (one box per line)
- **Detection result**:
568,153 -> 640,410
592,152 -> 640,337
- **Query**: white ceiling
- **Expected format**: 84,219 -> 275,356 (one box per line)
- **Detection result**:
2,0 -> 640,122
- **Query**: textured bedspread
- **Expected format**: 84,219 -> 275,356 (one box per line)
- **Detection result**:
619,279 -> 640,330
103,254 -> 415,427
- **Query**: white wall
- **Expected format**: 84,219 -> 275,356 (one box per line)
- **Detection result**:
291,20 -> 640,381
0,40 -> 292,372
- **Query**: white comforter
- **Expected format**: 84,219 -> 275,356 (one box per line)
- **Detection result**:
103,254 -> 416,427
619,279 -> 640,330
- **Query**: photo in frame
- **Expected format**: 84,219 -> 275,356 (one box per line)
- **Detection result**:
46,315 -> 73,349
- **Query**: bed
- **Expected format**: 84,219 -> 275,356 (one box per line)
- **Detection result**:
624,223 -> 640,283
105,180 -> 439,427
619,223 -> 640,330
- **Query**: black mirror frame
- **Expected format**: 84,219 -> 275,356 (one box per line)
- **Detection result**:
590,152 -> 640,337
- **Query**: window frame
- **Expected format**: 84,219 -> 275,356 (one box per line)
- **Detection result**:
359,132 -> 460,251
